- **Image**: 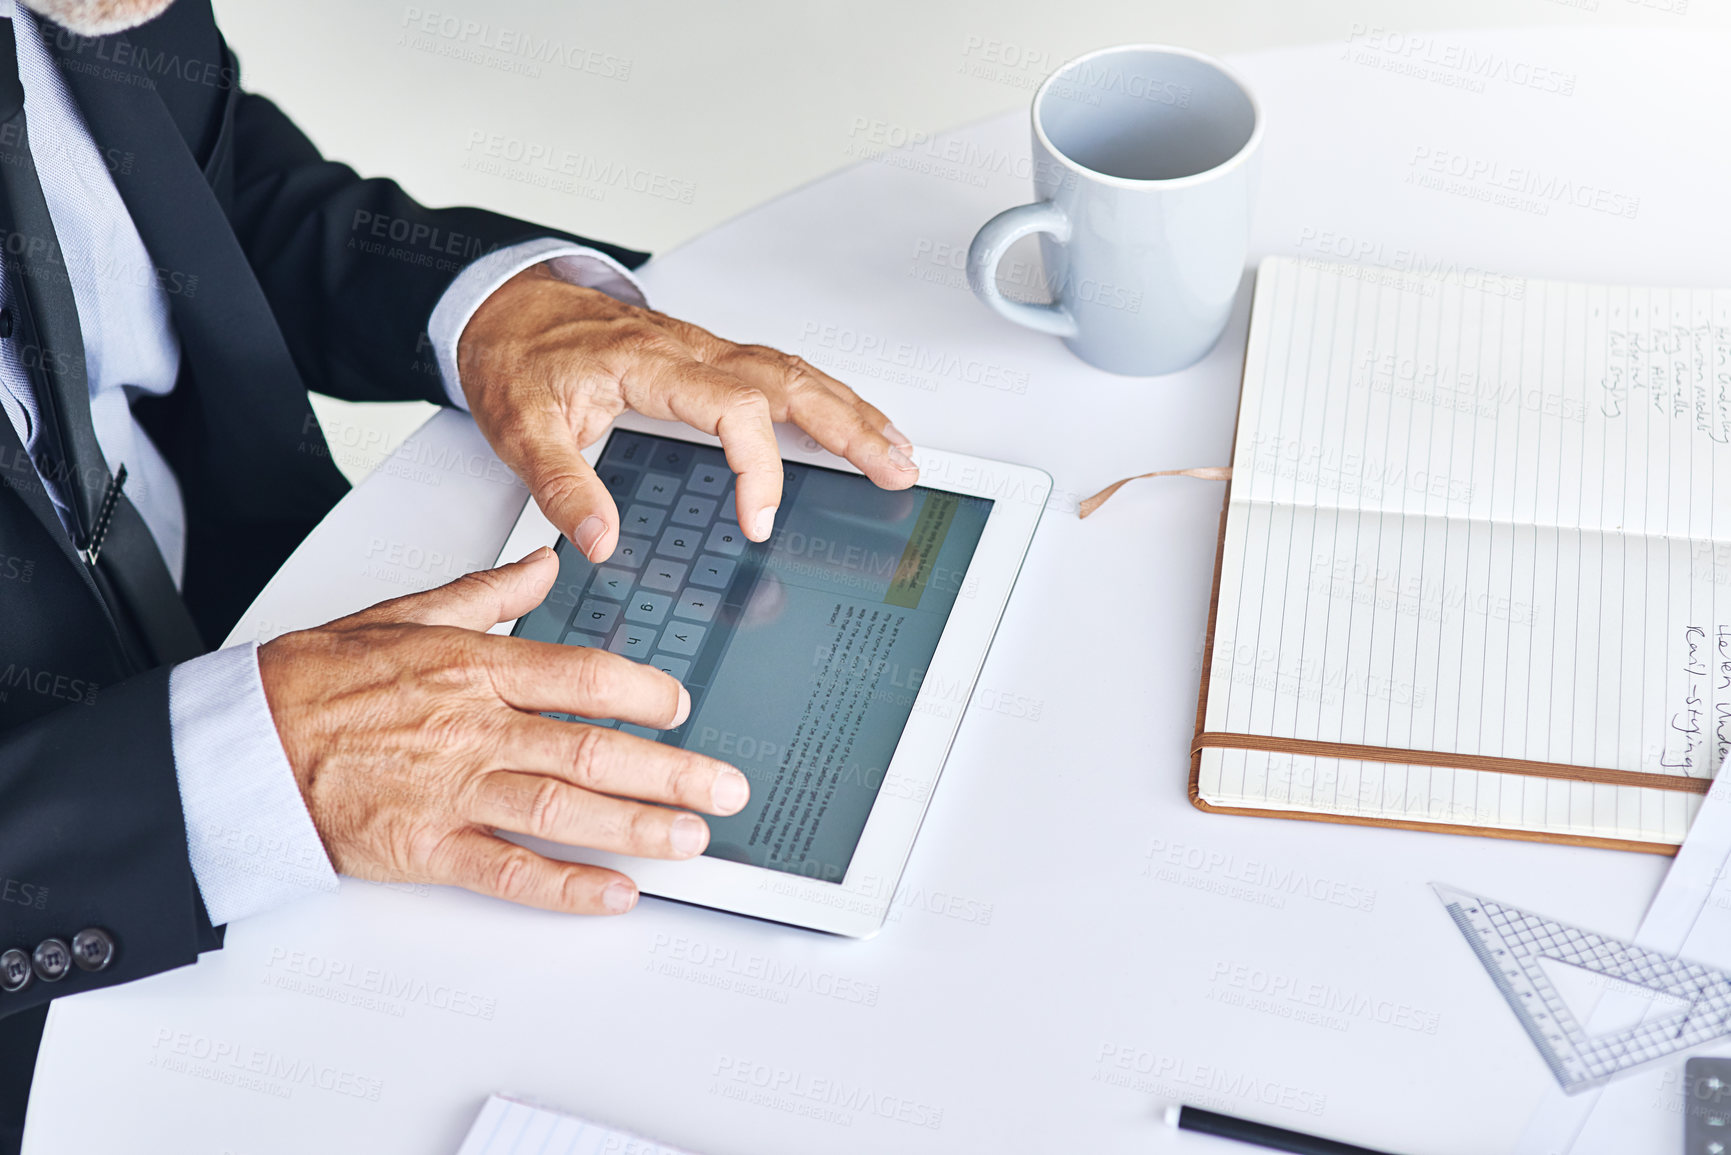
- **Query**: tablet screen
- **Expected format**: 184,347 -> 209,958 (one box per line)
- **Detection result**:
512,430 -> 993,883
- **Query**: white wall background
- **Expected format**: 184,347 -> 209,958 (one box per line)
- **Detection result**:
207,0 -> 1718,481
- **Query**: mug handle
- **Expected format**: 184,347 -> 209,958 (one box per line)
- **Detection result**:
966,201 -> 1079,338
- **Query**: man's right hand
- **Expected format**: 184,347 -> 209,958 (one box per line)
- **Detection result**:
255,547 -> 749,915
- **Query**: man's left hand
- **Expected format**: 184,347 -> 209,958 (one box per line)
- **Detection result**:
456,263 -> 919,562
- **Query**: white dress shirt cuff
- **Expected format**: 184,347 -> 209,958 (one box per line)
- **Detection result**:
169,643 -> 339,926
427,239 -> 649,411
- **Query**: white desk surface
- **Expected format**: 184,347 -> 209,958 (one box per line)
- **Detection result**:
27,28 -> 1731,1155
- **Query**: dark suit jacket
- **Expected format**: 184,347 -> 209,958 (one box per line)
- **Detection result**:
0,0 -> 645,1132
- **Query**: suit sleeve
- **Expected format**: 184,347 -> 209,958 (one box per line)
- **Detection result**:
0,667 -> 220,1020
225,91 -> 649,407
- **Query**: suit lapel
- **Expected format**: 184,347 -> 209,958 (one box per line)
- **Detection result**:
44,20 -> 347,524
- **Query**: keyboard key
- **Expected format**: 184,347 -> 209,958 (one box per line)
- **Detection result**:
634,472 -> 682,506
624,590 -> 673,625
653,443 -> 693,475
686,462 -> 729,496
602,432 -> 654,468
619,723 -> 661,740
670,495 -> 717,528
560,630 -> 607,649
622,504 -> 666,537
611,535 -> 653,569
573,598 -> 621,636
673,588 -> 719,622
589,567 -> 634,600
704,523 -> 746,557
564,713 -> 617,729
657,527 -> 701,561
689,555 -> 737,590
661,622 -> 707,656
642,559 -> 689,593
650,654 -> 692,681
717,490 -> 738,522
608,624 -> 656,660
597,465 -> 639,501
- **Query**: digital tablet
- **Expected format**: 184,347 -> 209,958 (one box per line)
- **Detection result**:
491,413 -> 1048,936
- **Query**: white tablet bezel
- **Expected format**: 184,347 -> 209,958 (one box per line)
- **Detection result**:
490,412 -> 1049,937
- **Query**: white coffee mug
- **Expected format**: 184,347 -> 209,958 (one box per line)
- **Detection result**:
967,45 -> 1262,376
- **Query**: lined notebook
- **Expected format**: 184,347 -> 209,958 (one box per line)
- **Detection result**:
455,1095 -> 694,1155
1192,256 -> 1731,853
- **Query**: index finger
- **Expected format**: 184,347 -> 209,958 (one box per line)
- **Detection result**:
481,635 -> 689,728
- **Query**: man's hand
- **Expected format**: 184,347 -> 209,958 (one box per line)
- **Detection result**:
257,549 -> 749,915
457,263 -> 919,561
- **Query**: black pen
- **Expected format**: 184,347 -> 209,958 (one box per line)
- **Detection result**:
1166,1104 -> 1402,1155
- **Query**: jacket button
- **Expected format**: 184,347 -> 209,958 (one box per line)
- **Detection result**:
32,938 -> 70,982
0,949 -> 30,993
71,927 -> 115,972
0,309 -> 13,339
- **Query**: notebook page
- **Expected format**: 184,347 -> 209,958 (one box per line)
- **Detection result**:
1198,257 -> 1731,846
455,1094 -> 694,1155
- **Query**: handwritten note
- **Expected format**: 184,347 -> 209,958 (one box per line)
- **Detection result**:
1198,258 -> 1731,846
1602,316 -> 1731,444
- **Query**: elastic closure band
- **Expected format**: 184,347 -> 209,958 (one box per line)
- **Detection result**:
1192,731 -> 1712,795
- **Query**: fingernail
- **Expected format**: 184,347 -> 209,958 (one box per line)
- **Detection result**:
887,445 -> 917,472
752,506 -> 777,541
883,422 -> 913,451
602,880 -> 637,913
574,515 -> 607,560
529,545 -> 555,562
670,814 -> 709,857
711,769 -> 749,814
671,685 -> 691,728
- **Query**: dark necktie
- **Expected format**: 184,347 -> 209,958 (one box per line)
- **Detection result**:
0,15 -> 204,667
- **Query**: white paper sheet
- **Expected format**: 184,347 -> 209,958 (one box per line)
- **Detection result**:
1518,756 -> 1731,1152
456,1095 -> 694,1155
